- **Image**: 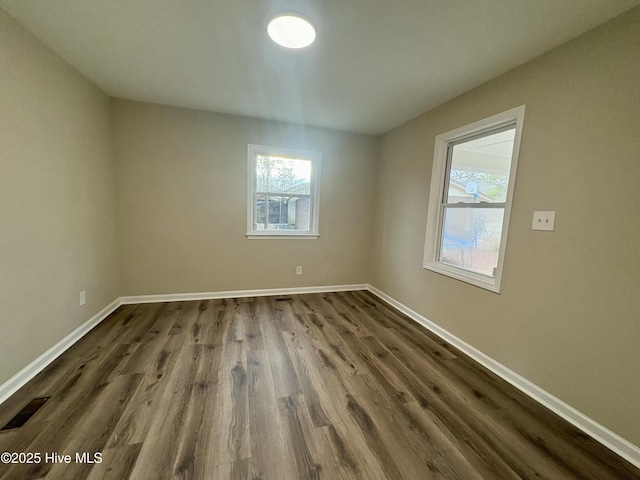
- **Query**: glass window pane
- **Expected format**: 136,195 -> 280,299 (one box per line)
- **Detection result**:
439,207 -> 505,277
447,128 -> 515,204
256,155 -> 311,194
255,195 -> 266,230
267,196 -> 286,227
287,197 -> 310,231
257,196 -> 311,231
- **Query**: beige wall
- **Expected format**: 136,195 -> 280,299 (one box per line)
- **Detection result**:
371,7 -> 640,445
113,100 -> 377,295
0,11 -> 120,384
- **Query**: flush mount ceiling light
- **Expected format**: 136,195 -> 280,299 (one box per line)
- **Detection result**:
267,13 -> 316,49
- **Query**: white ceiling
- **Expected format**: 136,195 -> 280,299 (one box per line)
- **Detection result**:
1,0 -> 638,135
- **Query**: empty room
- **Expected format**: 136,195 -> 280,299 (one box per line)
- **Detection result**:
1,1 -> 639,479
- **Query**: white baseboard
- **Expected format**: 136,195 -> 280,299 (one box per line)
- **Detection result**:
119,283 -> 368,304
366,285 -> 640,469
0,298 -> 122,406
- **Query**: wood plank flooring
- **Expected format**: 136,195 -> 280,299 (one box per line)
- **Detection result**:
0,291 -> 638,479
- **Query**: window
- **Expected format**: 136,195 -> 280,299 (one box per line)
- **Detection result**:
247,144 -> 321,239
423,105 -> 525,292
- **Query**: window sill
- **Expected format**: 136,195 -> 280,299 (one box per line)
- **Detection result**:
246,233 -> 320,240
423,262 -> 501,293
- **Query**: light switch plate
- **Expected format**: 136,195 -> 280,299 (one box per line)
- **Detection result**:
532,211 -> 555,231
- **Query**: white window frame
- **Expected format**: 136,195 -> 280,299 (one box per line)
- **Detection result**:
246,144 -> 321,239
423,105 -> 525,293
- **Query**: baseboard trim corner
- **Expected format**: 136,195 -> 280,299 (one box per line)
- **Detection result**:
0,298 -> 122,406
366,285 -> 640,469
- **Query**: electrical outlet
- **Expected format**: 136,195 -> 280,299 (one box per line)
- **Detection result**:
296,266 -> 303,275
532,211 -> 556,231
80,290 -> 86,306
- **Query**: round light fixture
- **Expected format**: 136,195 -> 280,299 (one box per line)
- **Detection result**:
267,13 -> 316,49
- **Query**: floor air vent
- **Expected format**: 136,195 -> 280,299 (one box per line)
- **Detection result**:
1,396 -> 50,431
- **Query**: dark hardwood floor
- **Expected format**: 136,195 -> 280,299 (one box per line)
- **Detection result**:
0,290 -> 638,479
